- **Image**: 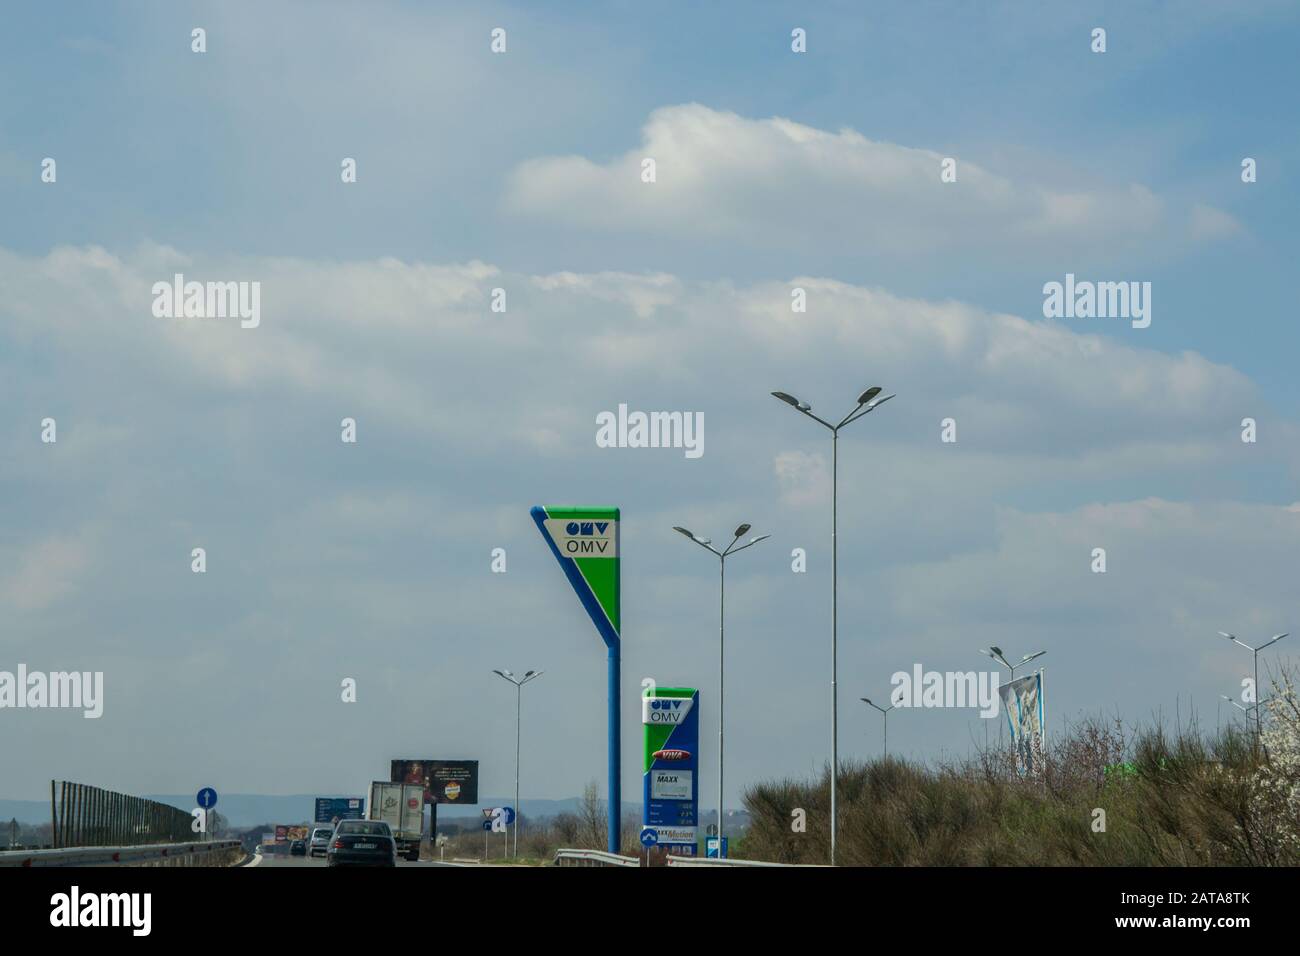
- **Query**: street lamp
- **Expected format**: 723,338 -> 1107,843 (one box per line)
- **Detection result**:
770,384 -> 894,865
860,697 -> 896,757
1217,631 -> 1287,743
980,646 -> 1046,751
979,646 -> 1046,682
491,668 -> 544,857
673,523 -> 770,853
1220,694 -> 1253,716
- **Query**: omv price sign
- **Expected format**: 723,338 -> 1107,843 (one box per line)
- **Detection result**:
642,687 -> 699,855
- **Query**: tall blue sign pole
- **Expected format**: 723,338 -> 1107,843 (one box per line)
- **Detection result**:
532,506 -> 621,854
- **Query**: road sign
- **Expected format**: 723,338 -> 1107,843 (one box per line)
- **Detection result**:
706,836 -> 728,859
196,788 -> 217,809
640,828 -> 659,847
706,823 -> 718,837
500,806 -> 515,825
482,820 -> 492,832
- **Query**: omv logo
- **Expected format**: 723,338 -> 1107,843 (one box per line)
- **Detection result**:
642,696 -> 694,725
566,521 -> 611,536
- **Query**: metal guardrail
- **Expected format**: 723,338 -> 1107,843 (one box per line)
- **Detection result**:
0,840 -> 243,868
553,848 -> 640,867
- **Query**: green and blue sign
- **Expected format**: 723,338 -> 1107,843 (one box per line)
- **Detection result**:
642,686 -> 699,856
532,505 -> 621,854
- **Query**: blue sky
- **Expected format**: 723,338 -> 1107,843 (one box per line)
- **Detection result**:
2,1 -> 1298,809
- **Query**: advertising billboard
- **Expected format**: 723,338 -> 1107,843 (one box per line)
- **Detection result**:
314,796 -> 365,823
999,670 -> 1046,775
391,759 -> 480,805
642,687 -> 700,856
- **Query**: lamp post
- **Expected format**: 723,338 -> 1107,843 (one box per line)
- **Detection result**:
1217,631 -> 1287,744
491,668 -> 544,857
770,385 -> 894,865
860,697 -> 895,757
980,646 -> 1046,751
673,523 -> 769,853
980,646 -> 1046,683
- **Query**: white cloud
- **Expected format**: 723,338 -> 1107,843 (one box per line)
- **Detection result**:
0,532 -> 91,612
504,104 -> 1232,257
2,242 -> 1293,795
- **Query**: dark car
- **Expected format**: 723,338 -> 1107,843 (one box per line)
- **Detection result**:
327,820 -> 397,868
290,839 -> 307,856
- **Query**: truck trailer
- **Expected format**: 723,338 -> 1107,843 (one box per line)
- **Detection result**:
366,781 -> 424,861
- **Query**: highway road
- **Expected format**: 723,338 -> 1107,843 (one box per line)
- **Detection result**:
249,851 -> 459,868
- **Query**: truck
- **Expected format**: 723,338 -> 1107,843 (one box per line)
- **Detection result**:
366,781 -> 424,861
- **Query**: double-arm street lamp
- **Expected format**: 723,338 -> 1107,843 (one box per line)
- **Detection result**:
860,696 -> 896,757
491,668 -> 544,857
980,646 -> 1046,683
770,385 -> 894,865
1217,631 -> 1287,743
673,523 -> 770,852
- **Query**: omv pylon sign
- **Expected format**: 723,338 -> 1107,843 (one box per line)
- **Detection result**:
643,687 -> 700,855
531,506 -> 620,647
532,505 -> 622,853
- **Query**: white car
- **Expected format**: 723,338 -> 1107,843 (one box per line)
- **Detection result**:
309,826 -> 334,858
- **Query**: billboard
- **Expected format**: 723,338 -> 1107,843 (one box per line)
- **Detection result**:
314,797 -> 365,823
642,687 -> 700,856
999,671 -> 1046,775
391,759 -> 479,805
275,825 -> 309,843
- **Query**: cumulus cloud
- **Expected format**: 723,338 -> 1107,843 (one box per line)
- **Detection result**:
504,104 -> 1235,258
1,242 -> 1293,794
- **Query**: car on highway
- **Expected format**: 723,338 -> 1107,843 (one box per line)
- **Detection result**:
309,826 -> 334,858
327,820 -> 397,868
290,839 -> 307,856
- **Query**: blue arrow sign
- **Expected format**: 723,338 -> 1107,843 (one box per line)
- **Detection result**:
640,828 -> 658,847
196,788 -> 218,809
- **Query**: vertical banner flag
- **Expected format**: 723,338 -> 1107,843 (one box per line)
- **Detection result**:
532,506 -> 621,853
642,687 -> 700,856
999,671 -> 1046,775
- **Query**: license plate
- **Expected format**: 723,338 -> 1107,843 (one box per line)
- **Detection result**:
354,842 -> 376,849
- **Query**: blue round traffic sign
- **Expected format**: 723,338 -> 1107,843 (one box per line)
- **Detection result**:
640,828 -> 658,847
196,787 -> 218,809
482,820 -> 493,831
500,806 -> 515,825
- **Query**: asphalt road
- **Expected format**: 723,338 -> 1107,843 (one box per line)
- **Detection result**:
250,851 -> 458,868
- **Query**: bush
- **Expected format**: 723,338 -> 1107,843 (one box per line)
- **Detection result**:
741,703 -> 1300,866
